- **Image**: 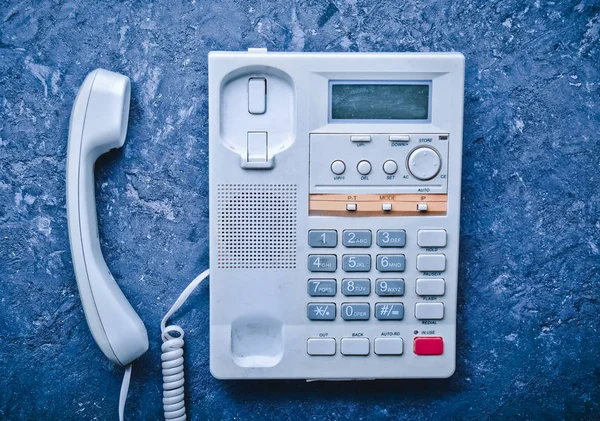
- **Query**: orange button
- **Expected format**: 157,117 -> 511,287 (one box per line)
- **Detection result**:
413,336 -> 444,355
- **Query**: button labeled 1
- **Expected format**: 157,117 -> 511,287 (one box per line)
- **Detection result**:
308,230 -> 337,247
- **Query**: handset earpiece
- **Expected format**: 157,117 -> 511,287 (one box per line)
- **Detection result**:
67,69 -> 148,365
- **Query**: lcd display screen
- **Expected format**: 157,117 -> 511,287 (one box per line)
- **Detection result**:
330,82 -> 430,121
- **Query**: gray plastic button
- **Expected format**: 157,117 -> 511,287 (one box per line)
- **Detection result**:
415,302 -> 444,320
342,255 -> 371,272
343,230 -> 372,247
308,255 -> 337,272
376,255 -> 405,272
346,203 -> 357,211
417,229 -> 447,247
350,135 -> 371,142
383,160 -> 398,174
331,160 -> 346,175
308,230 -> 337,248
374,338 -> 403,355
308,279 -> 337,296
357,160 -> 372,175
416,254 -> 446,272
375,303 -> 404,320
307,338 -> 336,355
340,337 -> 370,355
342,279 -> 370,296
415,278 -> 445,296
375,279 -> 405,296
341,303 -> 370,320
376,230 -> 406,247
307,303 -> 336,320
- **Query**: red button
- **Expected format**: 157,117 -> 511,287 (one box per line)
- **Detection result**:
414,337 -> 444,355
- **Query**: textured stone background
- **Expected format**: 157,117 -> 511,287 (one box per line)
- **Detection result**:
1,0 -> 599,419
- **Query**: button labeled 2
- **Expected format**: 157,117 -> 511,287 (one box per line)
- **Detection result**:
343,230 -> 371,247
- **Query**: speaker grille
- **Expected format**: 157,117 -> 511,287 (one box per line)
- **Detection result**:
217,184 -> 298,269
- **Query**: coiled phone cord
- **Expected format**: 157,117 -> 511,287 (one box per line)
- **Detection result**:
118,269 -> 210,421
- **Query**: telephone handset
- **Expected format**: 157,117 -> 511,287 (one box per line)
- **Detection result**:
66,68 -> 148,365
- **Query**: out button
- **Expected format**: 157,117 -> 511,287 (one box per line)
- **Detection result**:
413,337 -> 444,355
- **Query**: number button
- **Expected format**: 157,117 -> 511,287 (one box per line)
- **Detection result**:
341,303 -> 370,320
376,255 -> 405,272
342,230 -> 371,247
307,303 -> 336,320
308,279 -> 337,297
342,255 -> 371,272
376,230 -> 406,247
308,230 -> 337,248
308,255 -> 337,272
342,279 -> 370,296
375,279 -> 405,296
375,303 -> 404,320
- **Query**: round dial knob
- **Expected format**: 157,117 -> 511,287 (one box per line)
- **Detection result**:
407,147 -> 441,180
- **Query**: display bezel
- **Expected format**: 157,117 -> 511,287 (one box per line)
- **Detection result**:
328,80 -> 433,123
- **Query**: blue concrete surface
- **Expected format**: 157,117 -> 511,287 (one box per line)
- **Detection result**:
1,0 -> 599,419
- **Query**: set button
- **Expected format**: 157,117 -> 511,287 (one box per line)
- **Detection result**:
382,160 -> 398,175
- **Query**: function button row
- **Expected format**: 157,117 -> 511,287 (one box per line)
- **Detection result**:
329,160 -> 401,176
308,278 -> 443,297
309,229 -> 407,248
309,279 -> 405,297
309,254 -> 407,272
308,254 -> 444,273
308,336 -> 444,356
308,302 -> 444,321
308,303 -> 407,321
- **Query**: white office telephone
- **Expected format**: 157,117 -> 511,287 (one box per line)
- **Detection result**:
67,50 -> 464,419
